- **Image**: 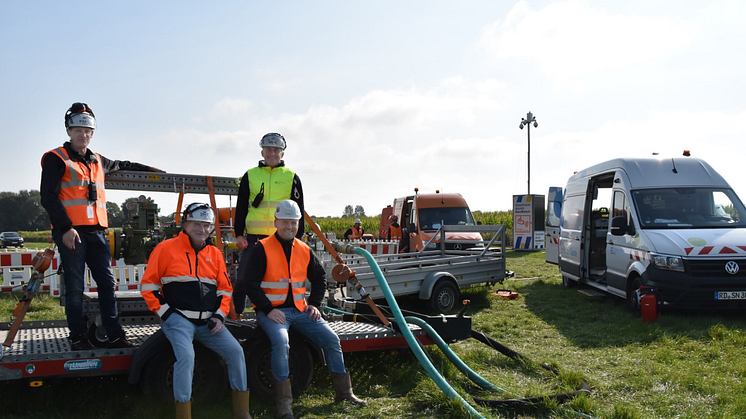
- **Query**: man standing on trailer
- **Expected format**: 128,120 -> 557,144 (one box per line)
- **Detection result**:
233,133 -> 304,316
40,102 -> 162,350
140,203 -> 251,419
239,200 -> 364,419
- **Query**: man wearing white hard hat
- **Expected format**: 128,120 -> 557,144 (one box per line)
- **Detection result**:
343,218 -> 364,240
233,133 -> 305,315
140,203 -> 251,419
238,200 -> 364,419
40,102 -> 163,350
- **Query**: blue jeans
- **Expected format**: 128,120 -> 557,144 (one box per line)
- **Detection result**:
257,307 -> 346,381
53,229 -> 121,339
160,313 -> 247,402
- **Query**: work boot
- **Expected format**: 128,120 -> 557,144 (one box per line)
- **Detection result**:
331,371 -> 366,404
175,400 -> 192,419
107,329 -> 136,348
274,378 -> 294,419
232,389 -> 253,419
69,334 -> 93,351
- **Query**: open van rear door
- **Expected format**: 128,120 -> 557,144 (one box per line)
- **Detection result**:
546,186 -> 563,264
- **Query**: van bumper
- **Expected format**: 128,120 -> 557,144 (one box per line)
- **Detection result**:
641,267 -> 746,309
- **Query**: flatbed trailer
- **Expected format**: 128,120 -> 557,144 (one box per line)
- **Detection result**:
0,292 -> 471,403
327,224 -> 508,313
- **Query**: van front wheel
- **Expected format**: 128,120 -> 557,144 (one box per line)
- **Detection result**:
626,276 -> 642,315
562,276 -> 576,289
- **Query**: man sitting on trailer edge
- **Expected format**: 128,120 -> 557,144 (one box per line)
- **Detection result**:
140,203 -> 251,419
238,200 -> 364,419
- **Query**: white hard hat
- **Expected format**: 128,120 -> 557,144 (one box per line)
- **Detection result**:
354,219 -> 361,224
65,102 -> 96,129
259,133 -> 287,150
275,200 -> 302,220
183,203 -> 215,224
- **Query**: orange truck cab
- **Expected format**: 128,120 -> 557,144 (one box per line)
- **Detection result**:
382,190 -> 483,251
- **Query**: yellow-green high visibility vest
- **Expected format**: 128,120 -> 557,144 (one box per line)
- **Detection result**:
245,166 -> 296,235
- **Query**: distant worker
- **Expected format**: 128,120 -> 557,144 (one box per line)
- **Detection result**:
233,133 -> 304,315
239,200 -> 365,419
344,219 -> 364,240
387,215 -> 409,253
140,203 -> 251,419
40,102 -> 163,350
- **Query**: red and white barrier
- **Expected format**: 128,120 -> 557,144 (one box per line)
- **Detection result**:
346,240 -> 399,255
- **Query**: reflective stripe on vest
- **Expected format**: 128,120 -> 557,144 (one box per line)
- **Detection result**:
259,235 -> 309,311
349,226 -> 363,240
42,146 -> 108,228
389,225 -> 402,241
245,166 -> 296,235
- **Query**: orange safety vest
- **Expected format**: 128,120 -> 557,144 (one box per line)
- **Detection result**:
41,146 -> 108,228
259,235 -> 309,312
349,226 -> 363,240
389,224 -> 402,241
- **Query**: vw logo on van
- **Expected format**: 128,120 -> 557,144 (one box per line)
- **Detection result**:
725,261 -> 740,275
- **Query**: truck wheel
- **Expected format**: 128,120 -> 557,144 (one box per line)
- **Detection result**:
141,345 -> 227,405
562,276 -> 576,289
429,280 -> 460,314
246,337 -> 314,400
626,276 -> 642,315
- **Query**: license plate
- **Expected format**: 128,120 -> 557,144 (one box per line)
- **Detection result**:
715,291 -> 746,300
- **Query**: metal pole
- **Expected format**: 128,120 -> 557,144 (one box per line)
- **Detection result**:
527,123 -> 531,195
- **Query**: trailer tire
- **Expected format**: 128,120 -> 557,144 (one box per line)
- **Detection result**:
246,336 -> 314,400
141,345 -> 227,405
429,280 -> 460,314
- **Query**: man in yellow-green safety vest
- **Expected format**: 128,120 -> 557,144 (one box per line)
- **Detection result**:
233,133 -> 304,315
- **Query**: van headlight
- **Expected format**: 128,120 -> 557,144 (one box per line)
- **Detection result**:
651,253 -> 685,272
425,241 -> 437,249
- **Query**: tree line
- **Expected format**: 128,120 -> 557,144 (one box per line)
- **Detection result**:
0,190 -> 152,232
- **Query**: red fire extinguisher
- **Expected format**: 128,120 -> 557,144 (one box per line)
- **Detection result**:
641,293 -> 658,323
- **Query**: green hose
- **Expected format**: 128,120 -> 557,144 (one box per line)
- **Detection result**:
404,316 -> 509,394
354,247 -> 485,419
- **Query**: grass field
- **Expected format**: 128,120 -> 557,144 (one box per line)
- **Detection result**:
2,251 -> 746,418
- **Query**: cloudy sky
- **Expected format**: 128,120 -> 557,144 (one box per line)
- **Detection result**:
3,1 -> 745,217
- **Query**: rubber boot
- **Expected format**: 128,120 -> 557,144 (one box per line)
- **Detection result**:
274,378 -> 294,419
175,400 -> 192,419
232,389 -> 253,419
331,371 -> 366,404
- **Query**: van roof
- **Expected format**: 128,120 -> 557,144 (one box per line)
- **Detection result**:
569,157 -> 729,188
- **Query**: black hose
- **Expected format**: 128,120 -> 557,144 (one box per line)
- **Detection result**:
469,329 -> 591,408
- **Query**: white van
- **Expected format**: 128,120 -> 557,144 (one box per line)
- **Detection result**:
546,156 -> 746,311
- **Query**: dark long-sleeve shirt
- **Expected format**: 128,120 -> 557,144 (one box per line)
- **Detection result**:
237,233 -> 326,315
234,160 -> 305,239
40,141 -> 158,234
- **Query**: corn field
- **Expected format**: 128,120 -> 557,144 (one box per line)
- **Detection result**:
308,210 -> 514,243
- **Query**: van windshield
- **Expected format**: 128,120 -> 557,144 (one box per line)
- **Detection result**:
632,188 -> 746,229
418,207 -> 475,230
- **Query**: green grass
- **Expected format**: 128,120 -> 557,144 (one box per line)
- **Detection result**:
2,250 -> 746,418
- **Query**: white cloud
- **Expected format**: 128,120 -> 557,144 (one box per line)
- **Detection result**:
480,1 -> 693,86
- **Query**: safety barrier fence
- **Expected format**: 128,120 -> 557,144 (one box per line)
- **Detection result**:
0,249 -> 146,296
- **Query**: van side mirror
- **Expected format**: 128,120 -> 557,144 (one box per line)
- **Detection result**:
477,220 -> 483,225
409,223 -> 417,233
610,216 -> 635,236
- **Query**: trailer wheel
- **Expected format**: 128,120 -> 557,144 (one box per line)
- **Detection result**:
141,345 -> 227,405
246,337 -> 314,400
626,276 -> 642,315
562,276 -> 576,289
429,280 -> 460,314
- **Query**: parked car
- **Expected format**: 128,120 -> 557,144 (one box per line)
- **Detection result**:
0,232 -> 24,248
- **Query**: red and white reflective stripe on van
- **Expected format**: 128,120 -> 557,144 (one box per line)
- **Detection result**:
629,250 -> 648,261
684,245 -> 746,255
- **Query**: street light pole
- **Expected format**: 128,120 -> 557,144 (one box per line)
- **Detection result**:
519,111 -> 538,195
